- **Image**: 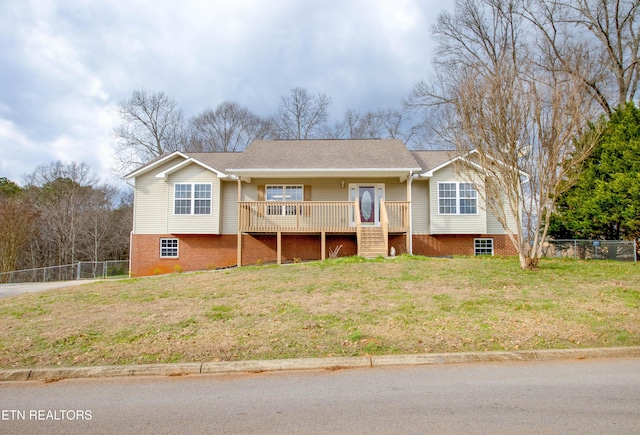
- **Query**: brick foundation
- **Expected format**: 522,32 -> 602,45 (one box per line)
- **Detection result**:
412,234 -> 517,257
130,234 -> 238,277
130,233 -> 358,276
130,233 -> 517,277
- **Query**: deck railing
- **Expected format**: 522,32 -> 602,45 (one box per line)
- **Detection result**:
239,201 -> 356,233
384,201 -> 410,232
238,201 -> 410,233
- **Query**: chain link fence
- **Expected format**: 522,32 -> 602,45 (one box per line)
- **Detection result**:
0,260 -> 130,284
541,239 -> 637,262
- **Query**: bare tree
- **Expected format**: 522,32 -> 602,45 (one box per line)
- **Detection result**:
113,89 -> 188,175
524,0 -> 640,115
188,101 -> 272,152
273,87 -> 331,139
410,0 -> 602,270
22,161 -> 130,266
24,161 -> 99,266
77,185 -> 132,263
330,107 -> 418,145
0,182 -> 37,280
375,108 -> 417,144
331,109 -> 382,139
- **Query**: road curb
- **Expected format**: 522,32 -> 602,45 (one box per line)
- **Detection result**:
1,346 -> 639,383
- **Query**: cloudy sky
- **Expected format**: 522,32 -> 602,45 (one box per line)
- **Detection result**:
0,0 -> 454,187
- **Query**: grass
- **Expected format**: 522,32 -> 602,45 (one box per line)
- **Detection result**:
0,255 -> 639,368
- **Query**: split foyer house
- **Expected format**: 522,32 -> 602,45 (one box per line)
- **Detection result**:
126,139 -> 518,277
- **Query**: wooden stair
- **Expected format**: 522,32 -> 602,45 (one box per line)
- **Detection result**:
358,226 -> 387,258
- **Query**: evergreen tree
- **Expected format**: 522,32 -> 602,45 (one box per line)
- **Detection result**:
549,103 -> 640,241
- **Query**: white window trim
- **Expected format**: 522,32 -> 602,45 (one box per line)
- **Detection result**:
160,238 -> 179,258
474,238 -> 494,256
173,183 -> 212,216
437,182 -> 478,215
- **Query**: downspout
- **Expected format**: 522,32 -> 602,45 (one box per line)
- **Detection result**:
407,171 -> 413,255
237,177 -> 242,267
126,178 -> 135,278
129,231 -> 133,278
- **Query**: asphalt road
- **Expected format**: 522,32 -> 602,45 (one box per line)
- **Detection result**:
0,280 -> 100,299
1,358 -> 638,434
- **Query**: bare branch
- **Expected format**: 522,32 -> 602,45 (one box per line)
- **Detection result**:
273,87 -> 331,139
113,89 -> 188,175
415,0 -> 604,269
188,101 -> 272,153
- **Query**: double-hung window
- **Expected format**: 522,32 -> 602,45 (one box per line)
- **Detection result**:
438,183 -> 458,214
459,183 -> 478,214
438,182 -> 477,215
174,183 -> 211,215
266,185 -> 303,215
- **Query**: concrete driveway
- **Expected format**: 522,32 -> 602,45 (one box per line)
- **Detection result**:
0,280 -> 101,299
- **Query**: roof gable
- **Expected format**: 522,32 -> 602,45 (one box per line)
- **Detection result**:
411,150 -> 461,175
154,158 -> 230,180
124,152 -> 190,180
183,152 -> 240,173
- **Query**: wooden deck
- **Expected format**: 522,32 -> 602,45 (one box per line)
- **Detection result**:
238,201 -> 409,233
237,200 -> 410,264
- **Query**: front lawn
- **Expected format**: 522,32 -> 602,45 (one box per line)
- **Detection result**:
0,256 -> 638,368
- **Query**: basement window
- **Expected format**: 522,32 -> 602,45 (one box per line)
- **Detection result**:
160,238 -> 179,258
474,238 -> 494,256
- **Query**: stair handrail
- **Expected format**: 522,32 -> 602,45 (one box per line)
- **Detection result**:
380,199 -> 389,256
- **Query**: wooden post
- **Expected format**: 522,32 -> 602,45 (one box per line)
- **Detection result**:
237,178 -> 242,267
321,231 -> 326,260
277,231 -> 282,265
406,173 -> 412,254
237,232 -> 242,267
355,198 -> 361,257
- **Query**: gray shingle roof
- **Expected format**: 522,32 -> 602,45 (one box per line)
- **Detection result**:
227,139 -> 422,170
185,152 -> 241,173
410,150 -> 461,172
128,141 -> 463,178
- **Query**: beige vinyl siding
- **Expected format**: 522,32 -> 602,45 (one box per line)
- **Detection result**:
411,180 -> 430,234
133,157 -> 185,234
382,181 -> 406,201
241,183 -> 258,202
486,211 -> 505,234
167,164 -> 221,234
430,164 -> 487,234
221,180 -> 239,235
486,193 -> 518,234
241,178 -> 408,202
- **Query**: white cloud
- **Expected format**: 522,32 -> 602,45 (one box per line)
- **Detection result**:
0,117 -> 54,184
0,0 -> 454,186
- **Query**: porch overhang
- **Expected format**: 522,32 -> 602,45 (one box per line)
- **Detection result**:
227,168 -> 421,182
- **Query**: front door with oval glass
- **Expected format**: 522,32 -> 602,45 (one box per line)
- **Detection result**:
359,186 -> 376,224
